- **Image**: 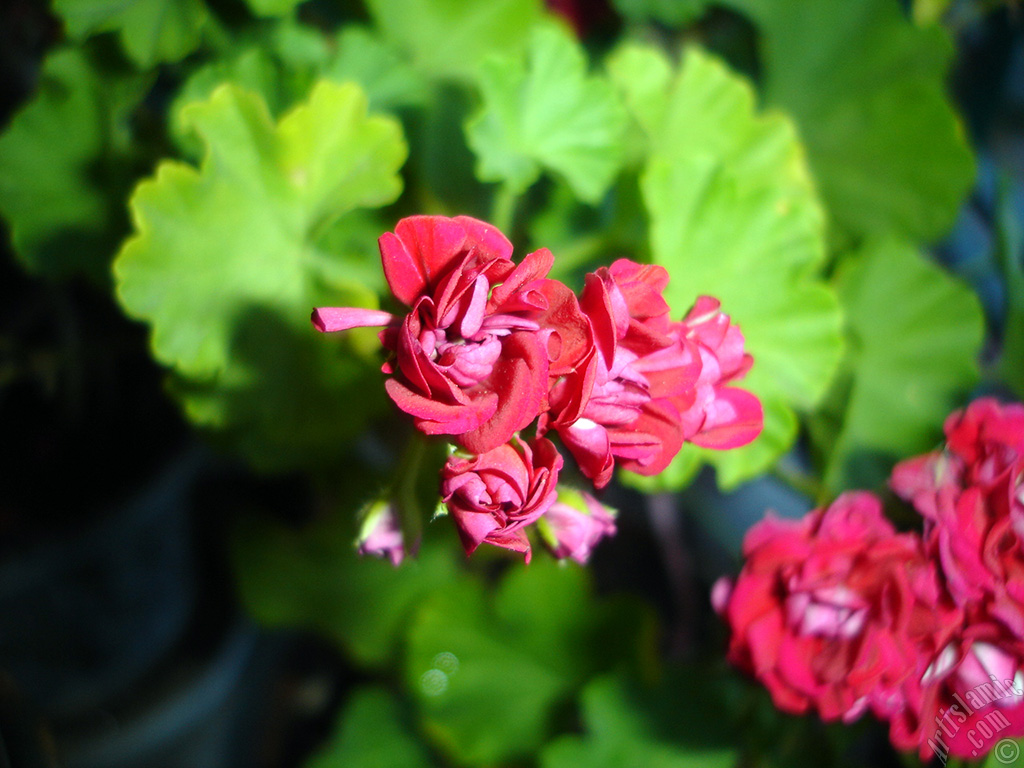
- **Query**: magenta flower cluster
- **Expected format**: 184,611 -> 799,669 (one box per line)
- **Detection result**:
714,397 -> 1024,760
314,215 -> 763,563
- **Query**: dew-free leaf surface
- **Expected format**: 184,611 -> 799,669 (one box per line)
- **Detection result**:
611,44 -> 842,490
466,23 -> 627,203
115,82 -> 406,468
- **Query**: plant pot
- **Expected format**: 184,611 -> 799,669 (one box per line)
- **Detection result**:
0,448 -> 204,719
58,619 -> 264,768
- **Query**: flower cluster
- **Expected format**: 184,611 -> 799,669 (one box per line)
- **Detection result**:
314,215 -> 762,563
714,397 -> 1024,761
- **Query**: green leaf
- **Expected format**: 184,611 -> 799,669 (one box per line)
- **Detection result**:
114,82 -> 406,468
466,23 -> 628,203
913,0 -> 953,25
306,687 -> 435,768
117,80 -> 403,378
541,671 -> 738,768
232,506 -> 462,668
0,47 -> 147,279
610,44 -> 842,489
407,85 -> 491,218
611,0 -> 709,27
170,47 -> 288,155
405,558 -> 657,765
820,239 -> 984,493
243,0 -> 305,17
322,27 -> 431,112
171,24 -> 427,157
982,739 -> 1024,767
730,0 -> 974,243
53,0 -> 208,66
364,0 -> 545,83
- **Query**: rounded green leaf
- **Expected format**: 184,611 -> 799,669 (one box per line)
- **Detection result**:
730,0 -> 974,243
405,558 -> 657,765
116,81 -> 404,378
0,48 -> 147,279
53,0 -> 208,67
364,0 -> 545,83
611,44 -> 842,489
820,238 -> 984,492
466,23 -> 628,203
114,82 -> 406,467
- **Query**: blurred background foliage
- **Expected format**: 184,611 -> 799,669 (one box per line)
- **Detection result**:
0,0 -> 1021,766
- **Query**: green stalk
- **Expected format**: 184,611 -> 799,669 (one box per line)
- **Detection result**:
490,183 -> 518,233
394,430 -> 428,548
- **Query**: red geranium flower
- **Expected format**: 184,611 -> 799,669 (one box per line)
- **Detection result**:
313,215 -> 561,453
441,436 -> 563,562
713,493 -> 957,725
547,259 -> 762,487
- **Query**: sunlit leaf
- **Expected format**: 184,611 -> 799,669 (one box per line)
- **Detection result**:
114,82 -> 406,468
171,24 -> 427,157
820,239 -> 984,492
466,23 -> 627,202
610,43 -> 842,489
170,47 -> 288,155
364,0 -> 545,83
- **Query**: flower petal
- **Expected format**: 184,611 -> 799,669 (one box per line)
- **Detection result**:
311,307 -> 394,332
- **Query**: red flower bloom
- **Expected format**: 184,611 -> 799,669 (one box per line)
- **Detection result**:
549,259 -> 761,487
891,397 -> 1024,638
675,296 -> 764,449
313,215 -> 559,453
713,493 -> 956,724
882,397 -> 1024,759
882,619 -> 1024,761
441,436 -> 563,562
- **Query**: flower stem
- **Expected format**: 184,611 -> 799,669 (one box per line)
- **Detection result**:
491,183 -> 518,233
394,431 -> 429,549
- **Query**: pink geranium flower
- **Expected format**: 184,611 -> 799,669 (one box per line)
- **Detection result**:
675,296 -> 764,449
538,489 -> 617,564
713,492 -> 955,724
891,397 -> 1024,638
313,215 -> 561,453
314,216 -> 765,566
355,501 -> 408,566
882,617 -> 1024,761
549,259 -> 762,487
440,436 -> 563,562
